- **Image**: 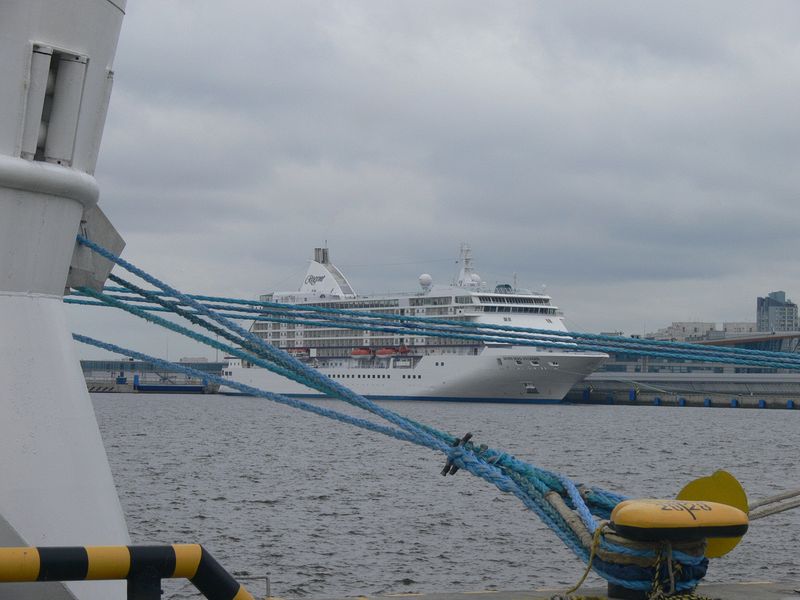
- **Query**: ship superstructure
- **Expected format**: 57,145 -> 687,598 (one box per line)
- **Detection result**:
225,246 -> 606,402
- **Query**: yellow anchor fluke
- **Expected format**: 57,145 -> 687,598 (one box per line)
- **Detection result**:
677,470 -> 749,558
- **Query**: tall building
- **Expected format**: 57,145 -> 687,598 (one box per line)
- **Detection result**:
757,291 -> 799,332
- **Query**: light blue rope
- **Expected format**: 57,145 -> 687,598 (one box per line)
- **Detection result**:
69,285 -> 800,370
89,274 -> 610,511
71,236 -> 708,591
78,284 -> 598,560
91,286 -> 800,363
66,294 -> 800,370
74,333 -> 601,571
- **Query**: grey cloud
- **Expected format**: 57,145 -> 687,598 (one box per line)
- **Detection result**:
68,1 -> 800,357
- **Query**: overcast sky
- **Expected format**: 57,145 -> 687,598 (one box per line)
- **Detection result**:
67,1 -> 800,359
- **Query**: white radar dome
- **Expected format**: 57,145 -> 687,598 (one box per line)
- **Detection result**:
419,274 -> 433,289
470,273 -> 482,284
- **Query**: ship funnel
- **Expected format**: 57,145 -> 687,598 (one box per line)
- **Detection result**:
314,247 -> 329,264
300,248 -> 355,297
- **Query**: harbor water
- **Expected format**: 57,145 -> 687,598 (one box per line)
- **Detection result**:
93,394 -> 799,599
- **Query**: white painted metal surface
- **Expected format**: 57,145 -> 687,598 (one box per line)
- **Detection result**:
0,1 -> 129,599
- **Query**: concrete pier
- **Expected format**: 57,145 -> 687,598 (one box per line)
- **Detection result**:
566,389 -> 798,409
341,581 -> 799,600
568,372 -> 800,409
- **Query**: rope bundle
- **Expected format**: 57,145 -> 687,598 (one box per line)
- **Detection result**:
72,235 -> 779,596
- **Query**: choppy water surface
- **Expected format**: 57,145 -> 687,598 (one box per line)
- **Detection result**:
93,394 -> 799,598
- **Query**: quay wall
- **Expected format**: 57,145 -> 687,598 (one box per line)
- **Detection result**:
566,387 -> 798,409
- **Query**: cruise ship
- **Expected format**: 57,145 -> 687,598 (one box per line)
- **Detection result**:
223,245 -> 607,402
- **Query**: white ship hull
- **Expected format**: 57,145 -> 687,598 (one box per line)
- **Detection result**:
224,346 -> 606,403
224,246 -> 607,403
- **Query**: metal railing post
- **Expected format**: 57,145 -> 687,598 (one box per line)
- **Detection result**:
0,545 -> 254,600
127,565 -> 162,599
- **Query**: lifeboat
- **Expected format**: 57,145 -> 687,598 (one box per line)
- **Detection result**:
287,347 -> 310,357
398,345 -> 411,354
375,347 -> 397,358
351,347 -> 372,359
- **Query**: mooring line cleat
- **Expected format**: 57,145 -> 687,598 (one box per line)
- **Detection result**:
441,432 -> 473,476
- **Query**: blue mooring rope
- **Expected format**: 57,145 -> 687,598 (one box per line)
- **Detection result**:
72,235 -> 714,592
65,290 -> 800,371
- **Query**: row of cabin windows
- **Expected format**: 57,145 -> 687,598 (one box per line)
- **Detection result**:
409,296 -> 451,307
478,296 -> 548,304
328,373 -> 423,380
483,306 -> 556,314
308,300 -> 400,309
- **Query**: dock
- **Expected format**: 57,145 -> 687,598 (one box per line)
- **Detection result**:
82,358 -> 224,393
567,372 -> 800,409
346,581 -> 799,600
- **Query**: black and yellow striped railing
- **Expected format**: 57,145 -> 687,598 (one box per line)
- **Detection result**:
0,544 -> 255,599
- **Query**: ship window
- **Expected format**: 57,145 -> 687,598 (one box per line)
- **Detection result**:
550,361 -> 559,367
515,360 -> 523,365
530,360 -> 539,366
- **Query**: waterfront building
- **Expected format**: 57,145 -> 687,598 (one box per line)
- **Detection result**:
647,321 -> 717,342
723,322 -> 757,335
